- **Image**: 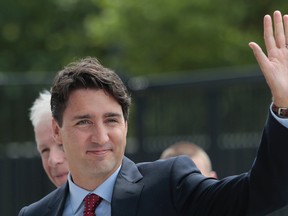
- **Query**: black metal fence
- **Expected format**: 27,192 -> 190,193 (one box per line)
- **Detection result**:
126,65 -> 270,178
1,66 -> 287,215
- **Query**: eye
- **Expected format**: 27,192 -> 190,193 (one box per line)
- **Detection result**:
106,117 -> 120,125
104,113 -> 123,125
107,118 -> 118,123
40,148 -> 49,155
76,120 -> 93,126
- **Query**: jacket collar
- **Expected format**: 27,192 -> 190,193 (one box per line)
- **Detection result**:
45,182 -> 69,216
111,156 -> 144,216
42,156 -> 143,216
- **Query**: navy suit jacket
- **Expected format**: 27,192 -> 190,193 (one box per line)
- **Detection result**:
18,113 -> 288,216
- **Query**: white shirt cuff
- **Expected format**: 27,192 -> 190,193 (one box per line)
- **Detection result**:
270,104 -> 288,128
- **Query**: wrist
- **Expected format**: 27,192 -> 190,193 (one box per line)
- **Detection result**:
272,103 -> 288,118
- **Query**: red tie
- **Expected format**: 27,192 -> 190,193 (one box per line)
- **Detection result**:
83,193 -> 102,216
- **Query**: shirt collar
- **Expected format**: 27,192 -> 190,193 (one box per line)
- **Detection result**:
68,165 -> 121,214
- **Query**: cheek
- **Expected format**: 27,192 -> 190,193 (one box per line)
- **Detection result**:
60,150 -> 67,159
41,157 -> 50,173
61,131 -> 84,156
62,128 -> 83,142
113,129 -> 127,148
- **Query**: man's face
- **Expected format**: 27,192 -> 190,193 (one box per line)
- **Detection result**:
53,89 -> 127,190
35,116 -> 69,187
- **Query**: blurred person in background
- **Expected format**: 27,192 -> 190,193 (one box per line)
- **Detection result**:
30,90 -> 69,187
160,141 -> 217,178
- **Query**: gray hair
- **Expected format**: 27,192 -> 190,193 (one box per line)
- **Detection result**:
29,90 -> 52,127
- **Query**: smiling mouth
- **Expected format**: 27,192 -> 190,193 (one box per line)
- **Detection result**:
55,173 -> 68,178
87,149 -> 111,156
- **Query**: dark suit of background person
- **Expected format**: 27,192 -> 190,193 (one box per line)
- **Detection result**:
18,10 -> 288,216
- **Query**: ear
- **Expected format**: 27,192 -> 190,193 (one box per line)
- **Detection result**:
52,118 -> 62,144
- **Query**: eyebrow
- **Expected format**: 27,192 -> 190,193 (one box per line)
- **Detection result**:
104,112 -> 122,118
72,114 -> 93,121
72,112 -> 122,121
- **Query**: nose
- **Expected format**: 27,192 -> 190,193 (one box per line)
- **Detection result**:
91,123 -> 109,145
48,147 -> 65,167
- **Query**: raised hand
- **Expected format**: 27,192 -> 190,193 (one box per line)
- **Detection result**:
249,10 -> 288,107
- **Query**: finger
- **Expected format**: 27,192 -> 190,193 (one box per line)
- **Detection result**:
249,42 -> 276,95
273,10 -> 286,48
248,42 -> 270,74
284,14 -> 288,46
263,14 -> 276,52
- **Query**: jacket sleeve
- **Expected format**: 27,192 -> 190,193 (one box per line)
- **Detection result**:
247,111 -> 288,215
171,112 -> 288,216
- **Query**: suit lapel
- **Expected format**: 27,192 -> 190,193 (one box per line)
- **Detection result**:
41,158 -> 143,216
44,183 -> 69,216
111,157 -> 144,216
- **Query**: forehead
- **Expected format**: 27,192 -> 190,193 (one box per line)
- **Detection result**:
35,121 -> 55,148
64,88 -> 122,114
35,117 -> 52,133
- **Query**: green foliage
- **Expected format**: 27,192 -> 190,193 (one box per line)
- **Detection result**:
0,0 -> 104,73
0,0 -> 287,75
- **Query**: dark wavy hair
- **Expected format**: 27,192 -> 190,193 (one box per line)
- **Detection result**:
50,57 -> 131,126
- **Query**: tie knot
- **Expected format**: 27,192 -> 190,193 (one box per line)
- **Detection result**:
83,193 -> 102,216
